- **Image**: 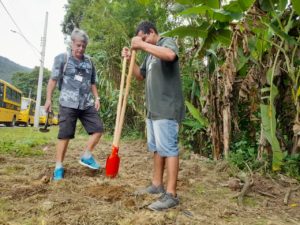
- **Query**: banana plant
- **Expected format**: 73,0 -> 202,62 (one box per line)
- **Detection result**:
184,100 -> 209,129
164,0 -> 255,159
260,66 -> 283,171
259,0 -> 300,168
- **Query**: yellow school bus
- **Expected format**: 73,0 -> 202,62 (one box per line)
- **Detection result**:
0,79 -> 22,126
17,97 -> 36,126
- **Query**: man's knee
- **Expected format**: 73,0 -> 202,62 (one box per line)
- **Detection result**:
91,132 -> 102,139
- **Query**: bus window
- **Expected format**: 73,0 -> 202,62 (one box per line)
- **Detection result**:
21,98 -> 30,110
0,83 -> 3,99
6,87 -> 12,101
11,91 -> 17,102
17,93 -> 21,104
13,91 -> 17,102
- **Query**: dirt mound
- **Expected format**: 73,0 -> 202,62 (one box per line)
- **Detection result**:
86,184 -> 132,202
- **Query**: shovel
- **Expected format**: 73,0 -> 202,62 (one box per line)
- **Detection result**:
106,50 -> 136,178
39,112 -> 50,133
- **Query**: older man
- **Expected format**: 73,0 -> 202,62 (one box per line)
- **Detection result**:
45,28 -> 104,181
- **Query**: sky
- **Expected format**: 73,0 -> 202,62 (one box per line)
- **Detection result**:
0,0 -> 68,70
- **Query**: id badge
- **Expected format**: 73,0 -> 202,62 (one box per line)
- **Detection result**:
74,74 -> 83,82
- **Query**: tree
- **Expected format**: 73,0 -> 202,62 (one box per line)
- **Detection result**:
11,67 -> 59,111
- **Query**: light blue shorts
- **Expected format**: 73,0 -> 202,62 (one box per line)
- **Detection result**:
146,119 -> 179,157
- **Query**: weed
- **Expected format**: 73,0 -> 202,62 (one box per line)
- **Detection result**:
194,183 -> 206,196
243,196 -> 258,207
228,138 -> 264,171
282,153 -> 300,180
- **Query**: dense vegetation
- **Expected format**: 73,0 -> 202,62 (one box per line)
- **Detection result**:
11,0 -> 300,179
0,56 -> 31,83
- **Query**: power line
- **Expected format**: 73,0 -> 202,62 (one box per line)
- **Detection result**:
10,29 -> 41,59
0,0 -> 41,58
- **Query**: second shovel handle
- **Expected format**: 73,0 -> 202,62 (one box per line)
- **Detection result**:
115,50 -> 136,146
112,58 -> 127,146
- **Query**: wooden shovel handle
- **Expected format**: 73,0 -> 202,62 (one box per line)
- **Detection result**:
115,50 -> 136,146
112,58 -> 127,146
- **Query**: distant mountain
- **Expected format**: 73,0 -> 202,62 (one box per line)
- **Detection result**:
0,56 -> 32,83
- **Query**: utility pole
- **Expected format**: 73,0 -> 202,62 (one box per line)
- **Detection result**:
34,12 -> 48,128
28,88 -> 32,98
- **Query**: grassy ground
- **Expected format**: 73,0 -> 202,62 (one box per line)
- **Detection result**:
0,127 -> 300,225
0,126 -> 57,156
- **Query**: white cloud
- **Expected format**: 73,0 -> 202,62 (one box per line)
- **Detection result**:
0,0 -> 68,70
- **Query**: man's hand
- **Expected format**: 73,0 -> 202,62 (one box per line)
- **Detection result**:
122,47 -> 131,61
44,99 -> 52,113
131,36 -> 144,50
45,79 -> 57,113
95,99 -> 100,111
122,46 -> 144,81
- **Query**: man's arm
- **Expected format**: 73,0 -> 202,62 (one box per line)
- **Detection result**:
91,84 -> 101,111
122,47 -> 144,81
44,79 -> 57,112
131,36 -> 177,62
132,63 -> 144,81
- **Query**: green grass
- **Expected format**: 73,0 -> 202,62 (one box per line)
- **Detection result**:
0,125 -> 144,157
0,126 -> 58,157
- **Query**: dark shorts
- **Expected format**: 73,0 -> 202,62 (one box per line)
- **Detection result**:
58,105 -> 104,139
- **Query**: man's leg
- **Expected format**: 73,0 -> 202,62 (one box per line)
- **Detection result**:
79,106 -> 104,169
148,119 -> 180,210
147,119 -> 165,190
56,105 -> 77,163
53,106 -> 78,181
134,119 -> 165,195
152,152 -> 165,187
56,139 -> 69,162
152,119 -> 179,192
53,139 -> 69,181
148,155 -> 180,211
85,132 -> 102,152
79,132 -> 102,169
165,156 -> 179,196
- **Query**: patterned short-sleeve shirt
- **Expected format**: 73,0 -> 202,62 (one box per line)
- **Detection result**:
51,53 -> 96,110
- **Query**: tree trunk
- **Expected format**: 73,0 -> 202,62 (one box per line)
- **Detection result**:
223,105 -> 231,159
257,127 -> 271,160
291,118 -> 300,154
221,32 -> 238,159
210,74 -> 222,160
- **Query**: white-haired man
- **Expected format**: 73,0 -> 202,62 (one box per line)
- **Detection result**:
45,28 -> 104,181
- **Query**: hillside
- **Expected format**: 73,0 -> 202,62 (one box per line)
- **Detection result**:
0,56 -> 31,83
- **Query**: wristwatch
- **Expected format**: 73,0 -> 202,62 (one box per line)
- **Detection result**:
96,97 -> 100,100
